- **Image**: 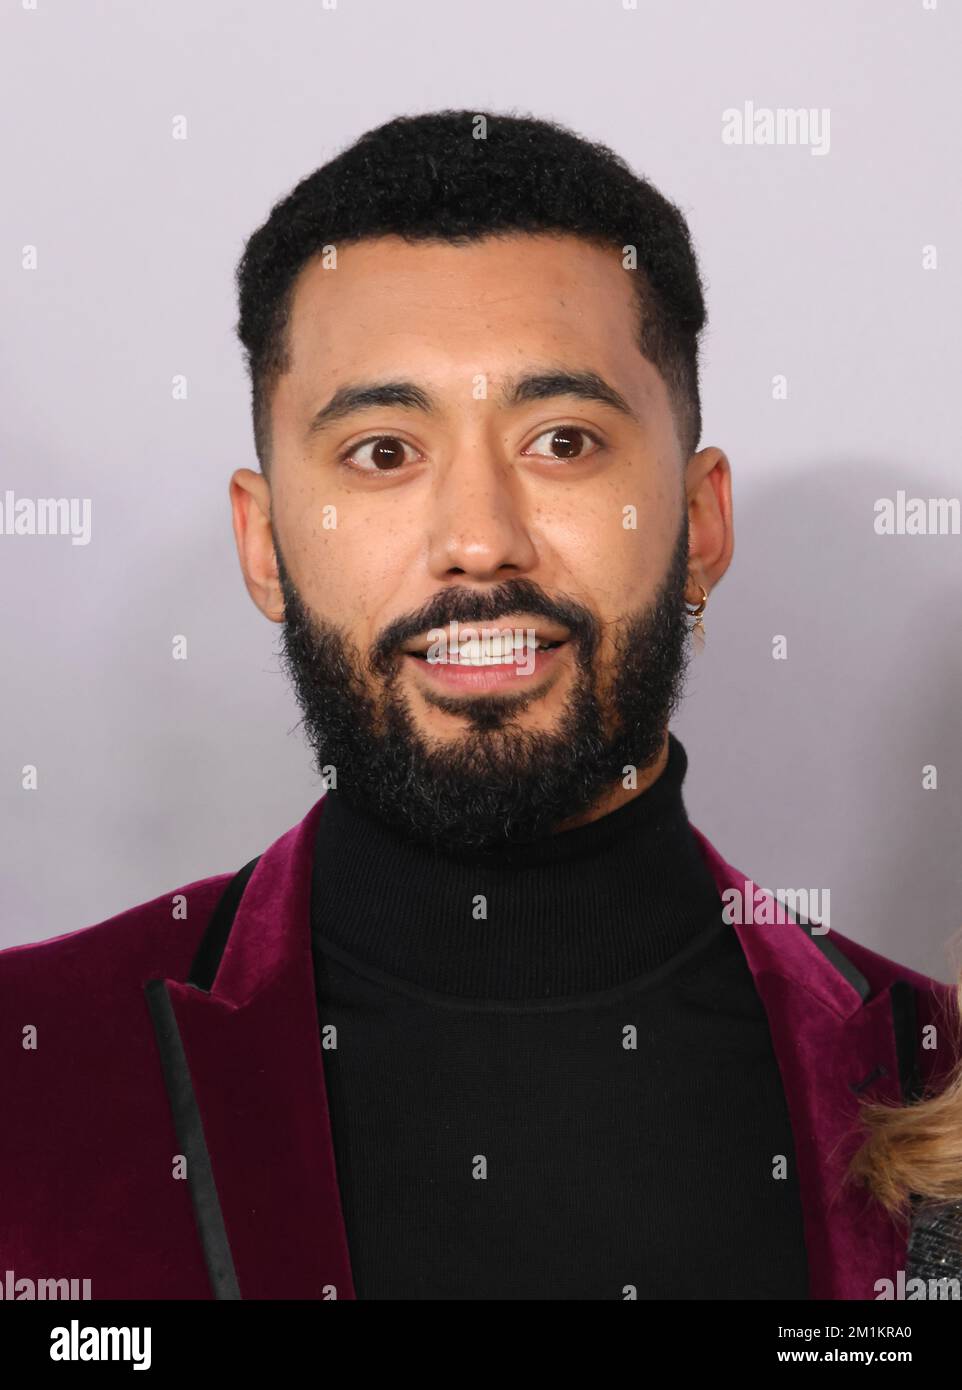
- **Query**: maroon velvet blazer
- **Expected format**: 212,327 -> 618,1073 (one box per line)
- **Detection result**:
0,797 -> 956,1300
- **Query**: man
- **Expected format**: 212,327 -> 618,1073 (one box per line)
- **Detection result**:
1,110 -> 954,1301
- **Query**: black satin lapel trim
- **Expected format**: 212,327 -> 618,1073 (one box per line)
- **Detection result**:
890,978 -> 923,1103
188,856 -> 261,991
144,978 -> 242,1300
795,919 -> 871,1002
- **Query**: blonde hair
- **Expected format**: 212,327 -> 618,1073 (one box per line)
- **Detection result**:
847,958 -> 962,1217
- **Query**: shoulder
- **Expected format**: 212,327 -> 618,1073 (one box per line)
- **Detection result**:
828,927 -> 958,1039
826,929 -> 947,995
691,824 -> 954,1009
0,871 -> 232,999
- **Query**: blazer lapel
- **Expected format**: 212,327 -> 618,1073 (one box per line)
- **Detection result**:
146,797 -> 355,1299
690,824 -> 905,1299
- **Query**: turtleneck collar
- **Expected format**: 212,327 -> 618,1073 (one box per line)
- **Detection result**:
310,731 -> 723,1000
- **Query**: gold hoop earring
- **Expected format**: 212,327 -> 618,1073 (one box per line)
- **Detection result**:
685,582 -> 708,649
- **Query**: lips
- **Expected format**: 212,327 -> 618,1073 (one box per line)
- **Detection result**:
405,638 -> 566,665
403,639 -> 567,690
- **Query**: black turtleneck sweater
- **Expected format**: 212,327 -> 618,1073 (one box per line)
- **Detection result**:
309,733 -> 809,1299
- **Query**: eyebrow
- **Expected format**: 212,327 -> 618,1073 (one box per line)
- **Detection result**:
304,367 -> 640,438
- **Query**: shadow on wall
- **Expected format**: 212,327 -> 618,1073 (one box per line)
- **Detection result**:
678,454 -> 962,985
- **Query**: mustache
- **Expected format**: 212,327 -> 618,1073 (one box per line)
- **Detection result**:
369,578 -> 599,675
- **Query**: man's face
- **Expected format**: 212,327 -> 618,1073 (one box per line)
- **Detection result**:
233,232 -> 729,850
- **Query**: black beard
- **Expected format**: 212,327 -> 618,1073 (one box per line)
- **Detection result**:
275,515 -> 693,853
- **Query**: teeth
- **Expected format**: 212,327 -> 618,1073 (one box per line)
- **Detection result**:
466,637 -> 516,657
424,635 -> 557,665
453,636 -> 528,666
456,646 -> 519,666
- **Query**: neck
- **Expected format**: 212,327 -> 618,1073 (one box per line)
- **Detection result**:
310,731 -> 724,999
552,732 -> 670,834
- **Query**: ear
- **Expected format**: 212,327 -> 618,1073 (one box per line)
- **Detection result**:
229,469 -> 284,622
684,446 -> 734,597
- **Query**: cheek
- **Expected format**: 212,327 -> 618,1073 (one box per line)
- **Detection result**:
551,502 -> 664,624
611,479 -> 685,599
280,496 -> 418,655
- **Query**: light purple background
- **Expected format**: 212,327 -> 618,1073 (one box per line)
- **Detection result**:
2,0 -> 960,981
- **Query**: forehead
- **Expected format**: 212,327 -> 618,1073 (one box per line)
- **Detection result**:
282,233 -> 645,388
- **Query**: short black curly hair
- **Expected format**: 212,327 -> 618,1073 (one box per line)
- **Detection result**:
235,109 -> 708,473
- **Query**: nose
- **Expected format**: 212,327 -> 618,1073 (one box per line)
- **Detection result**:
424,446 -> 539,583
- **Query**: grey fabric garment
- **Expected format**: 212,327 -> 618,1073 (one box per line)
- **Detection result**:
907,1198 -> 962,1292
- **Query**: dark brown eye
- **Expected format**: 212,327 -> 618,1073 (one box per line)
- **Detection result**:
549,427 -> 583,458
345,436 -> 414,472
369,438 -> 406,469
525,426 -> 601,460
